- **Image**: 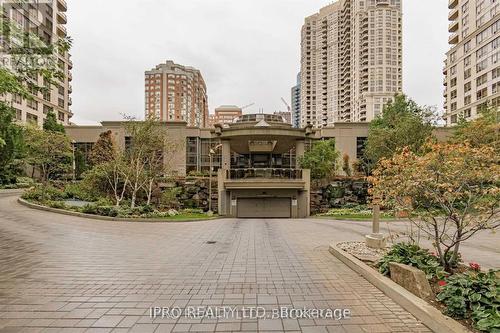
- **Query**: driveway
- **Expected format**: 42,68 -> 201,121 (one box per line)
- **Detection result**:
309,218 -> 500,269
0,191 -> 433,332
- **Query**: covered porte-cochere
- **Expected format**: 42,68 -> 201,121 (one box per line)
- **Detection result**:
215,114 -> 312,218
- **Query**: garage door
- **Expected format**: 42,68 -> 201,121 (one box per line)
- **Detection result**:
237,198 -> 291,218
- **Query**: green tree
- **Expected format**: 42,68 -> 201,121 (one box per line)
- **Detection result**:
450,106 -> 499,153
24,127 -> 72,184
124,117 -> 174,208
43,111 -> 65,133
363,94 -> 436,172
299,139 -> 339,180
89,130 -> 116,166
0,105 -> 24,185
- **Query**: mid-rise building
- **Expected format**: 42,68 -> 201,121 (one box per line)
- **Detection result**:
1,0 -> 73,126
444,0 -> 499,125
274,111 -> 292,124
208,105 -> 242,126
300,0 -> 402,128
291,73 -> 301,128
145,60 -> 208,127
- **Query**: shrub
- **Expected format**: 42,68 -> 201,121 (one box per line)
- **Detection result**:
182,208 -> 204,214
81,204 -> 118,217
46,201 -> 67,209
378,243 -> 447,280
63,182 -> 98,201
22,185 -> 65,202
437,270 -> 499,332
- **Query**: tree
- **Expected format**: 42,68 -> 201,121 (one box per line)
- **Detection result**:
124,117 -> 175,208
364,94 -> 436,172
0,104 -> 24,185
24,127 -> 72,185
369,143 -> 500,272
89,130 -> 116,166
450,106 -> 499,153
342,154 -> 352,177
299,139 -> 339,180
43,111 -> 65,133
93,157 -> 130,207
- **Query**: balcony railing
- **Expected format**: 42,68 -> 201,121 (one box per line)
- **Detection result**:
227,168 -> 303,180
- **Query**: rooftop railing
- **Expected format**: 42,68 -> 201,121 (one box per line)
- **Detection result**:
227,168 -> 303,180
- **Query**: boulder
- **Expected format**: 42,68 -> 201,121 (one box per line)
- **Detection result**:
389,262 -> 433,300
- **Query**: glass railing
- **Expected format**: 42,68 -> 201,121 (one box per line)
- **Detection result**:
227,168 -> 303,180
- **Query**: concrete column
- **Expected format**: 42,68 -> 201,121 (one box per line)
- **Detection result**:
221,140 -> 231,170
217,169 -> 227,215
296,140 -> 305,169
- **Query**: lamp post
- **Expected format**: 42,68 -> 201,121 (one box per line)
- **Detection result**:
208,144 -> 222,213
71,140 -> 76,181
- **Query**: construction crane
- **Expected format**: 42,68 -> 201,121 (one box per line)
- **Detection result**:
281,97 -> 291,112
241,102 -> 255,110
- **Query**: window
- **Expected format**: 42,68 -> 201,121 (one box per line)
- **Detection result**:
464,41 -> 471,53
464,109 -> 471,118
43,104 -> 53,114
464,95 -> 471,105
477,59 -> 488,72
12,94 -> 22,104
464,55 -> 471,67
477,87 -> 488,100
451,102 -> 457,111
451,114 -> 458,124
14,108 -> 22,121
27,99 -> 38,110
58,98 -> 64,108
450,77 -> 457,87
58,112 -> 65,122
26,113 -> 38,124
356,137 -> 367,159
477,73 -> 488,86
493,82 -> 499,94
492,66 -> 500,79
451,90 -> 457,99
464,82 -> 471,92
464,68 -> 472,79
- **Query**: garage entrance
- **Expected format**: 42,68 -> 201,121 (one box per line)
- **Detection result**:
237,197 -> 291,218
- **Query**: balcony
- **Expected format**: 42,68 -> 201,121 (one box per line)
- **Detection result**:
448,33 -> 459,45
68,72 -> 72,82
448,7 -> 459,21
448,0 -> 458,9
57,24 -> 67,37
449,20 -> 459,33
57,0 -> 67,12
223,169 -> 307,190
57,12 -> 67,24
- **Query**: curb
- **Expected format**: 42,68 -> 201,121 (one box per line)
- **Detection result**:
329,244 -> 471,333
17,198 -> 224,224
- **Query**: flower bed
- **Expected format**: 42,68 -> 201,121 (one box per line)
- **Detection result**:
316,205 -> 394,220
21,185 -> 216,221
356,242 -> 500,333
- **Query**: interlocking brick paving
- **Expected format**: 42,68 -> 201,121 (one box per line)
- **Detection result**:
0,192 -> 433,332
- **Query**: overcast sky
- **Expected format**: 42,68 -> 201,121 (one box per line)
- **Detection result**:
66,0 -> 449,125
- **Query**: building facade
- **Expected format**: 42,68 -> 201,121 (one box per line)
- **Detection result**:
208,105 -> 242,127
444,0 -> 499,125
291,72 -> 301,128
273,111 -> 292,124
65,115 -> 450,218
145,60 -> 209,127
1,0 -> 73,126
300,0 -> 402,128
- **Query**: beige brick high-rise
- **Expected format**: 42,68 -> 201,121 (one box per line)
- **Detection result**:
145,60 -> 208,128
1,0 -> 73,127
300,0 -> 402,128
444,0 -> 499,125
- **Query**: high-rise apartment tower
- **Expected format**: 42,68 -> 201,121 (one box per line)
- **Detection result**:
1,0 -> 73,126
300,0 -> 402,128
145,60 -> 208,127
444,0 -> 499,125
291,72 -> 301,128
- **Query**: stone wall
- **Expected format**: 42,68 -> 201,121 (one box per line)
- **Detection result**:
310,178 -> 369,214
160,177 -> 218,212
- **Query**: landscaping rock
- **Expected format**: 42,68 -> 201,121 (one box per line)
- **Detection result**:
389,262 -> 433,300
311,178 -> 369,214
